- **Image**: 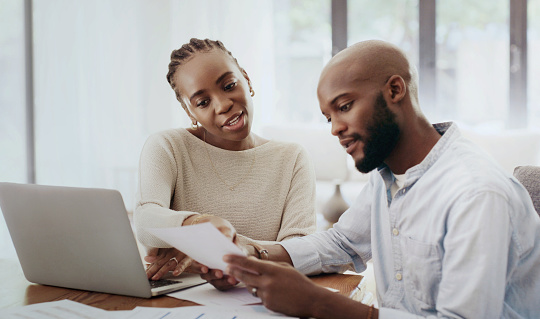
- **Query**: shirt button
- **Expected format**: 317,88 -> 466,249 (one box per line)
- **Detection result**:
392,228 -> 399,236
396,273 -> 402,281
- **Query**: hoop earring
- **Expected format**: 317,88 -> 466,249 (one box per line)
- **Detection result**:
250,87 -> 255,97
191,121 -> 198,130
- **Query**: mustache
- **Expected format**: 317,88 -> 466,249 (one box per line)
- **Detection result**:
341,132 -> 363,142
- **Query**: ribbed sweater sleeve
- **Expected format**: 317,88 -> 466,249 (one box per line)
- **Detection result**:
133,132 -> 197,248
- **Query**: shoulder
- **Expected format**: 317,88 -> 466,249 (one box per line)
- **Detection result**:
262,139 -> 310,159
143,128 -> 194,150
432,135 -> 520,207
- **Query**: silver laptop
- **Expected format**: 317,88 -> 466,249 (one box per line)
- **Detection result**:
0,182 -> 206,298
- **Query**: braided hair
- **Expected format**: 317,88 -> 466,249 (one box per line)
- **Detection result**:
166,38 -> 243,110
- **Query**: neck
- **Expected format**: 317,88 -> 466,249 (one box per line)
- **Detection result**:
385,117 -> 441,174
201,128 -> 256,151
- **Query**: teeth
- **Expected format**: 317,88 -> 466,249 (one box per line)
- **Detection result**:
227,114 -> 241,126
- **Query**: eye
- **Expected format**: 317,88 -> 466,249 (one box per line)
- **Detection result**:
224,81 -> 237,91
196,99 -> 210,108
339,102 -> 352,112
325,117 -> 332,123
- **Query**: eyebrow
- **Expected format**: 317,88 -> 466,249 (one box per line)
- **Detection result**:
330,93 -> 348,106
189,71 -> 234,101
216,71 -> 233,85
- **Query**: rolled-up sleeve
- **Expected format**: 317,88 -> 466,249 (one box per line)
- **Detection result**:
280,182 -> 373,276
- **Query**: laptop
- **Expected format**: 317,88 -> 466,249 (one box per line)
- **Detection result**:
0,182 -> 207,298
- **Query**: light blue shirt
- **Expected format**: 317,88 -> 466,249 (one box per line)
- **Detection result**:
281,122 -> 540,318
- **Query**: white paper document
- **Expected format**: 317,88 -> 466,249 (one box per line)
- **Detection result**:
146,223 -> 245,271
168,282 -> 261,306
127,305 -> 294,318
0,300 -> 292,319
0,299 -> 125,319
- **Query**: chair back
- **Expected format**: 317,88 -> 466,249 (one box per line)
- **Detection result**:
514,166 -> 540,216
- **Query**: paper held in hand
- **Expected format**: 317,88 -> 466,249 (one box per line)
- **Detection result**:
146,222 -> 246,272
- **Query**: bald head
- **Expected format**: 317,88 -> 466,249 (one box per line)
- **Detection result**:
318,40 -> 419,104
317,40 -> 439,175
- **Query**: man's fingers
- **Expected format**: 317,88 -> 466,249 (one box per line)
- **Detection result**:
200,269 -> 223,281
224,255 -> 269,274
206,277 -> 238,291
189,260 -> 209,274
227,265 -> 261,286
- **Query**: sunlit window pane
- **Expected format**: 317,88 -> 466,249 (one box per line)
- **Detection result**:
0,0 -> 26,258
347,0 -> 419,66
529,0 -> 540,128
0,0 -> 27,183
271,0 -> 331,124
436,0 -> 509,127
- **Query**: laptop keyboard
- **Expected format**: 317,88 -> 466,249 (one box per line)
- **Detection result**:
149,279 -> 181,289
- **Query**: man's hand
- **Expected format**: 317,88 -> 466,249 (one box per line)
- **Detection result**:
200,268 -> 240,290
224,255 -> 327,318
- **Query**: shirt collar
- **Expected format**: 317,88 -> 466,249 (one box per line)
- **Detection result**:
377,122 -> 459,188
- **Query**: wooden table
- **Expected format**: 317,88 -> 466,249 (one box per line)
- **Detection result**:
0,257 -> 362,311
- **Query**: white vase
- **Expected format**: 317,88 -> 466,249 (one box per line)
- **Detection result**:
322,183 -> 349,223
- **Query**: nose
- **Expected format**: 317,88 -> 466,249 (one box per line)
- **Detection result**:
214,95 -> 233,114
330,117 -> 346,137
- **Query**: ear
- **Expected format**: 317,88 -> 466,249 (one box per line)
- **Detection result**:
241,68 -> 254,92
183,108 -> 198,126
178,99 -> 198,125
173,89 -> 196,123
385,75 -> 407,103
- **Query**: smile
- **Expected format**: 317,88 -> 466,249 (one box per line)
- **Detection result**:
226,114 -> 241,126
222,111 -> 245,132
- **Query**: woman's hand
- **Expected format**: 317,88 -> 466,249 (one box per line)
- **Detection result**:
183,214 -> 243,290
144,247 -> 192,280
183,214 -> 238,242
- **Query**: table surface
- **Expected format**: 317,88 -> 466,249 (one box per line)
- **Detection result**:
0,257 -> 363,311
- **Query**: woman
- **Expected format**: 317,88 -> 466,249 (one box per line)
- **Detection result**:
134,38 -> 316,281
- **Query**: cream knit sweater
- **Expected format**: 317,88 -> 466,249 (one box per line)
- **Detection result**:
134,128 -> 317,248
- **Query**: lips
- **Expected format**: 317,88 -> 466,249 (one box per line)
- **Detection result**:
222,111 -> 243,127
339,137 -> 355,149
340,137 -> 360,155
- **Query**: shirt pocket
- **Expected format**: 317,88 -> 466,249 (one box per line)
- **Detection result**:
402,236 -> 442,312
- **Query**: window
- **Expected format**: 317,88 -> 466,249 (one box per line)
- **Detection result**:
348,0 -> 419,64
436,0 -> 509,127
1,0 -> 538,256
0,0 -> 26,258
270,0 -> 331,125
0,0 -> 27,184
529,0 -> 540,127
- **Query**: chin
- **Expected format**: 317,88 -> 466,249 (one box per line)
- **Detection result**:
354,157 -> 382,174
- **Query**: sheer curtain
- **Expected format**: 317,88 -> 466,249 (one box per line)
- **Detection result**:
0,0 -> 27,258
31,0 -> 276,212
0,0 -> 316,258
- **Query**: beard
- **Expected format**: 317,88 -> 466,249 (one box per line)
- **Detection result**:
354,93 -> 400,173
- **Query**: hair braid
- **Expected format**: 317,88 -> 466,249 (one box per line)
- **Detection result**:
166,38 -> 242,110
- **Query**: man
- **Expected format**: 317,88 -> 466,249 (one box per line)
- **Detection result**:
213,40 -> 540,318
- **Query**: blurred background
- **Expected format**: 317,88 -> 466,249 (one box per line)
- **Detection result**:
1,0 -> 540,258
